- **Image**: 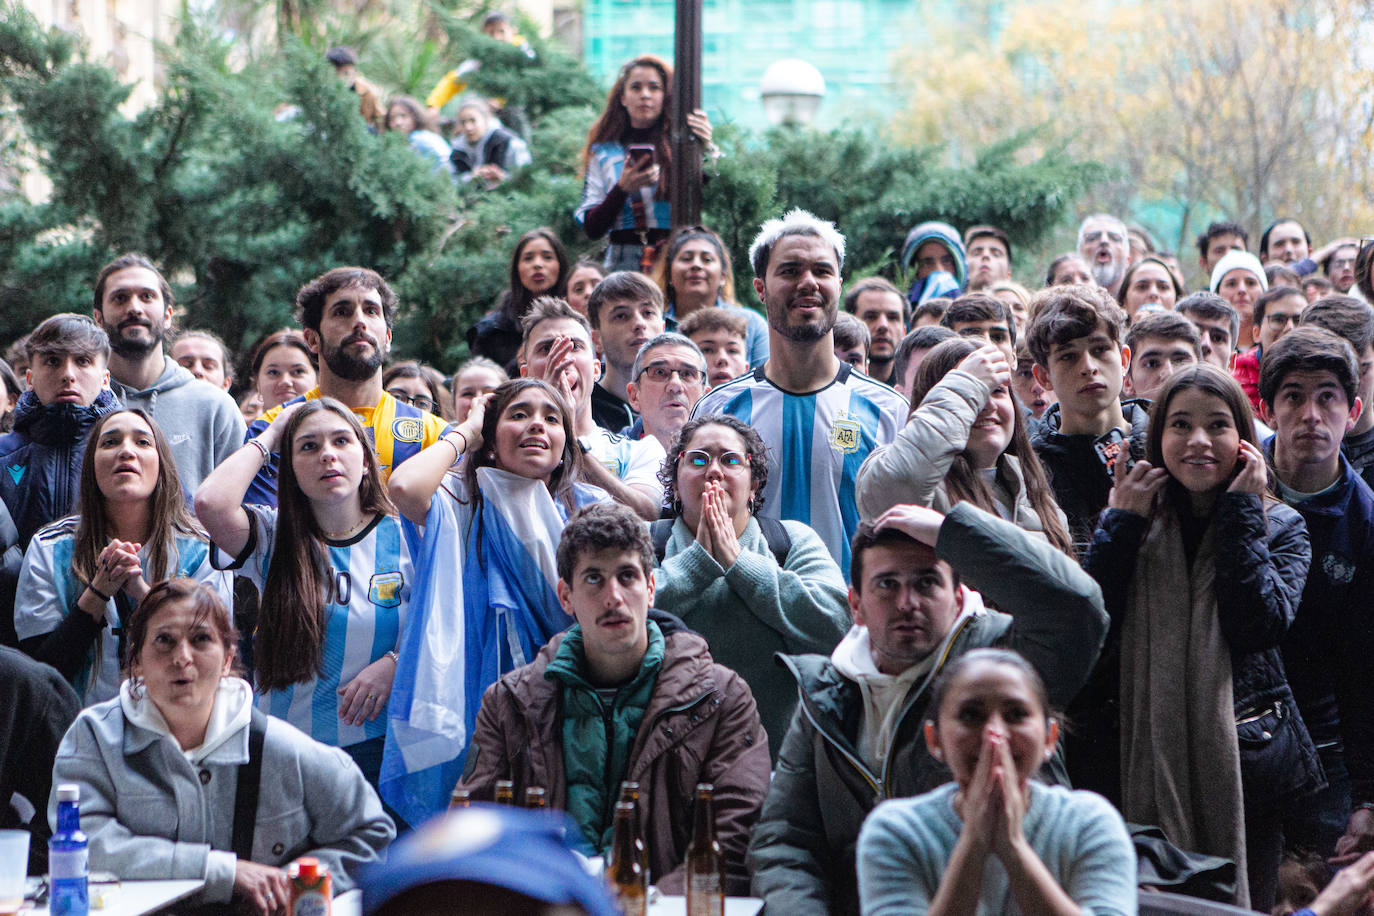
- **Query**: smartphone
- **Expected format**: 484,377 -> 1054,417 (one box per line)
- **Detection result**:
1093,427 -> 1134,475
627,144 -> 655,168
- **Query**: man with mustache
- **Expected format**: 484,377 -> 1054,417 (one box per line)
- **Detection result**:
92,254 -> 244,496
243,267 -> 447,505
1258,327 -> 1374,866
691,210 -> 909,576
456,501 -> 770,894
1075,214 -> 1131,298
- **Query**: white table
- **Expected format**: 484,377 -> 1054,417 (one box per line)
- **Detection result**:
28,878 -> 204,915
330,888 -> 763,915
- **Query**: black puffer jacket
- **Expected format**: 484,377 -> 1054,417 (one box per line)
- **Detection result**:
1081,492 -> 1323,816
1029,399 -> 1151,554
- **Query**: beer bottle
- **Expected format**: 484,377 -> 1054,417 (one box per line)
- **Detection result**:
618,781 -> 647,870
494,779 -> 515,805
608,801 -> 646,916
449,787 -> 472,808
524,786 -> 547,808
685,783 -> 724,916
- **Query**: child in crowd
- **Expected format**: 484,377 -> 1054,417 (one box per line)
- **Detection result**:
680,306 -> 750,388
833,313 -> 871,374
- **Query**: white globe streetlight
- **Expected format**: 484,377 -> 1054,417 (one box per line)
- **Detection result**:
759,58 -> 826,127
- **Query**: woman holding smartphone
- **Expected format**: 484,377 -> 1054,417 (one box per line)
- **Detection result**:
575,54 -> 713,272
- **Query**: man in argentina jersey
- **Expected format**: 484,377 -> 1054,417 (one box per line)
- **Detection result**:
691,211 -> 908,575
244,268 -> 447,506
222,504 -> 413,753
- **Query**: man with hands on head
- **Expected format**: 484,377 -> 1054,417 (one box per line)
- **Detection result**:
747,499 -> 1107,915
519,297 -> 665,520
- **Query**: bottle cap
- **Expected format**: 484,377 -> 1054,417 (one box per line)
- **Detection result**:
296,857 -> 319,880
57,784 -> 79,802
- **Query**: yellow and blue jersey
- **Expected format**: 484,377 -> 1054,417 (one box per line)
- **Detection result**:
244,388 -> 447,507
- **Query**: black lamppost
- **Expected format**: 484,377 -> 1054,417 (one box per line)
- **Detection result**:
671,0 -> 703,227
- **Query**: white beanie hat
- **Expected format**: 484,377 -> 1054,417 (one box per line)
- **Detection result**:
1209,250 -> 1268,294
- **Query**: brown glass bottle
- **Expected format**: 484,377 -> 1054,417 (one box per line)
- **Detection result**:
608,800 -> 646,916
685,783 -> 724,916
449,787 -> 471,808
494,779 -> 515,805
523,786 -> 547,808
618,781 -> 647,870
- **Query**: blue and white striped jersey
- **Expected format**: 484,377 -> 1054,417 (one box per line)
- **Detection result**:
691,363 -> 908,575
14,517 -> 232,706
227,506 -> 412,749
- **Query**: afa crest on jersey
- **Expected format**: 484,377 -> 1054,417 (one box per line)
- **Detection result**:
829,416 -> 862,454
369,570 -> 405,608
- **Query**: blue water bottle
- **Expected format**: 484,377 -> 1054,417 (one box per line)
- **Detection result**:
49,783 -> 88,916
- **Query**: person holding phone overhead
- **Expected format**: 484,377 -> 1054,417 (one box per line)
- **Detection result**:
575,55 -> 713,272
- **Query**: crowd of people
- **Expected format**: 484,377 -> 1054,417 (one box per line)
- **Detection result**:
10,44 -> 1374,916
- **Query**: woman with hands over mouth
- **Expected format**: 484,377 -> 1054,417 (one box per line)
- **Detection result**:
651,415 -> 849,761
193,398 -> 411,787
16,409 -> 231,704
856,649 -> 1135,916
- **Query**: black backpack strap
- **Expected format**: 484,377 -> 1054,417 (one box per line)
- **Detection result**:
650,518 -> 673,565
231,707 -> 269,861
755,516 -> 793,568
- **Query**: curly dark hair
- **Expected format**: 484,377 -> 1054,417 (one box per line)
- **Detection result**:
659,414 -> 770,515
556,502 -> 654,584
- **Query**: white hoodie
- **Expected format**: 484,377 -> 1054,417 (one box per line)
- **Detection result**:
120,676 -> 253,764
829,587 -> 986,775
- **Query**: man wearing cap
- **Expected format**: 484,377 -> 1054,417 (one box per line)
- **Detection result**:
362,807 -> 620,916
1211,249 -> 1269,355
963,225 -> 1013,292
455,502 -> 770,895
902,222 -> 967,306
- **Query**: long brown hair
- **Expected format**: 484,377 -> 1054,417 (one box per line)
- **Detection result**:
910,338 -> 1074,555
74,409 -> 203,589
500,228 -> 571,324
580,55 -> 672,199
256,398 -> 397,690
649,225 -> 738,309
461,379 -> 587,516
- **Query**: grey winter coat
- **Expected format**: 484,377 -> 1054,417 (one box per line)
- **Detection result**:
50,692 -> 394,903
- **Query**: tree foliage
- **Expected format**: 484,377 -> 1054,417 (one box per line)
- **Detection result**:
891,0 -> 1374,277
0,0 -> 1104,382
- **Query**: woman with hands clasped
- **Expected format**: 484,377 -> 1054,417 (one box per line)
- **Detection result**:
193,398 -> 412,787
855,337 -> 1072,554
652,415 -> 849,760
1086,364 -> 1320,910
856,649 -> 1135,916
15,409 -> 231,704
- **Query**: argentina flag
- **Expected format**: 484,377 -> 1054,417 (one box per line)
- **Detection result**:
380,466 -> 597,825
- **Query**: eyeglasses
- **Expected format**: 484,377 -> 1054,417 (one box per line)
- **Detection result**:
638,363 -> 703,384
682,449 -> 749,471
387,389 -> 437,413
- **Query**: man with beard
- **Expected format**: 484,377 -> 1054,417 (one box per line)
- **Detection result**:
92,254 -> 244,496
243,267 -> 446,505
691,210 -> 908,576
843,277 -> 907,385
1076,214 -> 1130,298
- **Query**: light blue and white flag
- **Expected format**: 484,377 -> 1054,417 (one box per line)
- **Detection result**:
380,467 -> 601,825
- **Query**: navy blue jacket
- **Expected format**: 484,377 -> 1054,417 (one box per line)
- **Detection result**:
1269,449 -> 1374,807
0,388 -> 120,550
